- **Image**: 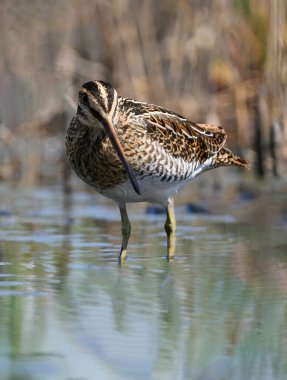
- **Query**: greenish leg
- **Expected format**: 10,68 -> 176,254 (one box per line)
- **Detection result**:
164,200 -> 176,259
119,204 -> 131,261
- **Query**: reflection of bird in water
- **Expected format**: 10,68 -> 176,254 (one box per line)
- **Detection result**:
65,80 -> 249,261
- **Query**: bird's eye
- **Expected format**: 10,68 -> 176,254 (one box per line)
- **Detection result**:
81,92 -> 89,104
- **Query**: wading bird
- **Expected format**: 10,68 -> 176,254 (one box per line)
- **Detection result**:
65,80 -> 248,261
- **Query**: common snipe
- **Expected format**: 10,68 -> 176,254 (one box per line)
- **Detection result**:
65,80 -> 249,260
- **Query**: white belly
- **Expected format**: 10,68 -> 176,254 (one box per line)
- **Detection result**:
100,177 -> 185,206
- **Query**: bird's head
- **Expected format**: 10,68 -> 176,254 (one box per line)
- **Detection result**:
77,80 -> 119,128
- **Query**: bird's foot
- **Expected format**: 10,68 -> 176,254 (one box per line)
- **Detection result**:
119,248 -> 127,262
166,247 -> 175,261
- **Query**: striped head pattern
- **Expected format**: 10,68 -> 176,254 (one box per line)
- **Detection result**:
77,80 -> 119,128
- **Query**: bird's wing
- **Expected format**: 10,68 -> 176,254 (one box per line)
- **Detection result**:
122,98 -> 227,158
190,123 -> 227,153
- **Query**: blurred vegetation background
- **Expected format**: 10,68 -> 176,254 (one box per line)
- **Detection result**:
0,0 -> 286,187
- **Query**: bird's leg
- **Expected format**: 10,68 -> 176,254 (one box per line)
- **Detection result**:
119,204 -> 131,261
164,200 -> 176,259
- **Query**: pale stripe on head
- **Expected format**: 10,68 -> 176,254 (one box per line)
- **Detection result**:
81,80 -> 118,120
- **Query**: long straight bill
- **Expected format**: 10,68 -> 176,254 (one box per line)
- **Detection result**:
97,110 -> 140,195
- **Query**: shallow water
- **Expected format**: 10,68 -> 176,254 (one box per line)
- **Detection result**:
0,183 -> 287,380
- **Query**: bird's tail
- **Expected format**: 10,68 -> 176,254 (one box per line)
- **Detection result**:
210,148 -> 250,169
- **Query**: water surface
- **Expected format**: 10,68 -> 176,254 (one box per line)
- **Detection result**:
0,183 -> 287,380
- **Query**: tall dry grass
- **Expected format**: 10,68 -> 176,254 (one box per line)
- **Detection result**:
0,0 -> 286,186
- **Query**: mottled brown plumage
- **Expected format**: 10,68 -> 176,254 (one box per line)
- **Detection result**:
65,80 -> 249,260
